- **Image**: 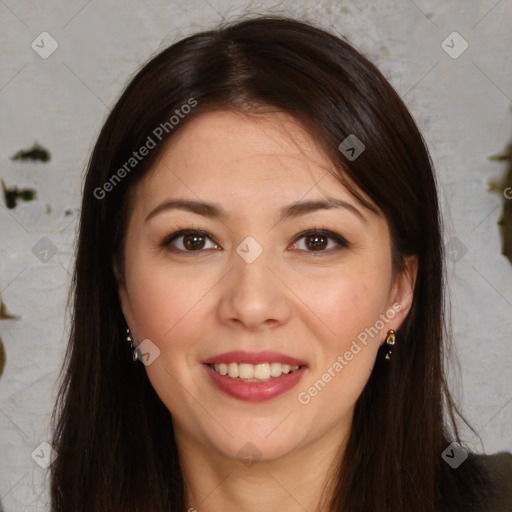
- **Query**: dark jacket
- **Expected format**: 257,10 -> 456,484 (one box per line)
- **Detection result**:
477,452 -> 512,511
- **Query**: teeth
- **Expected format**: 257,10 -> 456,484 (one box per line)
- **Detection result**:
254,363 -> 270,380
212,362 -> 301,381
228,362 -> 238,378
239,363 -> 254,379
271,363 -> 290,377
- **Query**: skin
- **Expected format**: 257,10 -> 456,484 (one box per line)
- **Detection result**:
117,109 -> 418,512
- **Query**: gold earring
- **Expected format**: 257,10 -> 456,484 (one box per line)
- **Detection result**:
384,329 -> 396,361
126,327 -> 138,362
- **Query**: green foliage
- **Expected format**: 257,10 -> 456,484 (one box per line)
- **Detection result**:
11,142 -> 51,162
489,142 -> 512,265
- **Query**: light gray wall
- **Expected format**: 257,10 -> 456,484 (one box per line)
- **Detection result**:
1,1 -> 511,510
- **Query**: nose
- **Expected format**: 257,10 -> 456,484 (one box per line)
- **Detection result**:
216,243 -> 292,332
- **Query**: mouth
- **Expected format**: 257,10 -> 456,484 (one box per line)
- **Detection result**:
202,350 -> 308,402
206,361 -> 304,382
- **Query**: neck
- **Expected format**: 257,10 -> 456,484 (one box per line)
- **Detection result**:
175,424 -> 347,512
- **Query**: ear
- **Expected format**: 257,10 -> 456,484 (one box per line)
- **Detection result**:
113,259 -> 136,336
386,254 -> 418,331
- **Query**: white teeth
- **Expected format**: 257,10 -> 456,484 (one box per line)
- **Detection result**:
210,362 -> 302,380
239,363 -> 254,379
254,363 -> 270,380
270,362 -> 283,377
228,362 -> 239,378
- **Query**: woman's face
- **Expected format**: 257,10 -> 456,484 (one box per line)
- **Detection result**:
117,109 -> 417,463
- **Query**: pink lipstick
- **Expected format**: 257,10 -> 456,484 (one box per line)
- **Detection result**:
203,350 -> 308,402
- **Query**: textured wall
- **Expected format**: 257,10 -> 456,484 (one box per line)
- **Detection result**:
1,1 -> 511,510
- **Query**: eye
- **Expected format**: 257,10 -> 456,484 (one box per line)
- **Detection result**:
160,229 -> 219,252
291,228 -> 349,254
159,226 -> 349,254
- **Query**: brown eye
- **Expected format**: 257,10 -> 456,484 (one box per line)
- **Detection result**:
161,230 -> 218,252
291,229 -> 349,254
182,233 -> 206,250
160,228 -> 349,255
305,233 -> 328,251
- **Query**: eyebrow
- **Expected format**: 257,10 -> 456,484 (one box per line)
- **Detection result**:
145,197 -> 368,225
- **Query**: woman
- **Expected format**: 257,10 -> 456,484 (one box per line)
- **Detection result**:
49,15 -> 512,512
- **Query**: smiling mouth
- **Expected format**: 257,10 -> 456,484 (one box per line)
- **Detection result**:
207,362 -> 304,382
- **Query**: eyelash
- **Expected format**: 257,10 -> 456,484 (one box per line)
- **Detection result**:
159,224 -> 350,256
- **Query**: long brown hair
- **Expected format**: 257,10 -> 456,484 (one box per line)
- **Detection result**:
50,15 -> 493,511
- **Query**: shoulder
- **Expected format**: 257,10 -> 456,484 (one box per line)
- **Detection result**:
470,451 -> 512,512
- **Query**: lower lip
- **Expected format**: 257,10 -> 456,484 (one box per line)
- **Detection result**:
203,364 -> 307,402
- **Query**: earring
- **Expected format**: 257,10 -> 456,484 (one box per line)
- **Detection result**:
384,329 -> 396,361
126,327 -> 138,362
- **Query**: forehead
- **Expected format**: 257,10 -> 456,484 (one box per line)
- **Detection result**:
135,109 -> 358,208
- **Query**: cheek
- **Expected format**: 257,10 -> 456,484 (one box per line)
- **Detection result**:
308,266 -> 390,346
297,279 -> 385,419
124,253 -> 209,348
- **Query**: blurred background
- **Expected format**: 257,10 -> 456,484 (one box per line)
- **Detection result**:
1,1 -> 511,510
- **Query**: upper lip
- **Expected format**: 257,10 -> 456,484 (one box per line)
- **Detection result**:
203,350 -> 307,367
